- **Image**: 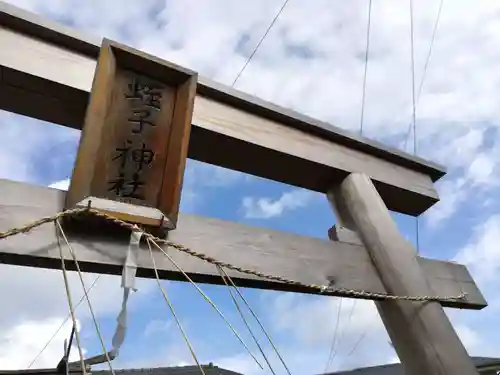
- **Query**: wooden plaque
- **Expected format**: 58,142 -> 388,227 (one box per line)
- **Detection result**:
66,39 -> 198,229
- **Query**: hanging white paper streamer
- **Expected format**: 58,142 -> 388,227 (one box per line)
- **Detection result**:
110,228 -> 142,357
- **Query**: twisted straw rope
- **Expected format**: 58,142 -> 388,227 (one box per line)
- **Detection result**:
0,207 -> 467,302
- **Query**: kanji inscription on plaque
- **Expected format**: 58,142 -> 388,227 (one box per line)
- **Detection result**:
66,39 -> 198,229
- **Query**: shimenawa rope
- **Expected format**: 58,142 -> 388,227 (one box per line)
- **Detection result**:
0,207 -> 467,303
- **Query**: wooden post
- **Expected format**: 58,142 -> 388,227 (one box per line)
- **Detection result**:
328,173 -> 479,375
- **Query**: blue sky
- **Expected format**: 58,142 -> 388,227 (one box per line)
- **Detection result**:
1,0 -> 500,374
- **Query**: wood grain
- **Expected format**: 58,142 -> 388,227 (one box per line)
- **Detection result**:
66,39 -> 197,229
90,69 -> 176,206
66,40 -> 115,212
159,73 -> 198,228
0,179 -> 486,310
0,14 -> 444,216
330,174 -> 480,375
0,0 -> 447,182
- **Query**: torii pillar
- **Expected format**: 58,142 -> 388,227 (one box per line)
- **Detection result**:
328,173 -> 478,375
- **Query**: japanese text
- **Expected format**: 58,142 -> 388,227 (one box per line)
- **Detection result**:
107,76 -> 163,201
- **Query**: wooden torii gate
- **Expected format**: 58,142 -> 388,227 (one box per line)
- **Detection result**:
0,2 -> 486,374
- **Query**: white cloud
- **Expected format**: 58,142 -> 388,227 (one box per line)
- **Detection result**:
0,265 -> 156,328
265,292 -> 394,372
454,215 -> 500,284
112,340 -> 202,370
2,0 -> 500,372
442,215 -> 500,359
46,160 -> 249,213
270,293 -> 384,346
0,112 -> 78,184
143,319 -> 172,338
0,263 -> 156,369
6,0 -> 500,224
49,179 -> 70,191
468,154 -> 496,186
426,177 -> 467,228
0,110 -> 124,369
183,160 -> 249,189
241,189 -> 317,219
181,160 -> 251,212
9,0 -> 500,141
425,127 -> 500,228
214,353 -> 262,375
455,324 -> 482,353
0,317 -> 86,370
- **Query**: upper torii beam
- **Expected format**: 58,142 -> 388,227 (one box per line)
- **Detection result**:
0,1 -> 444,217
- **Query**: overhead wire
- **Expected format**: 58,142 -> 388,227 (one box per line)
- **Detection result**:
409,0 -> 417,158
337,327 -> 370,369
403,0 -> 444,152
56,223 -> 86,375
146,239 -> 205,375
231,0 -> 290,87
329,0 -> 374,368
359,0 -> 373,136
329,298 -> 357,371
328,0 -> 372,370
217,266 -> 292,375
216,266 -> 276,375
56,219 -> 116,375
404,0 -> 443,257
147,237 -> 264,370
336,0 -> 440,367
6,0 -> 449,370
324,298 -> 343,372
408,0 -> 421,256
27,275 -> 101,369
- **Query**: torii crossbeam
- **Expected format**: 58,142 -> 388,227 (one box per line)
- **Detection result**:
0,2 -> 485,374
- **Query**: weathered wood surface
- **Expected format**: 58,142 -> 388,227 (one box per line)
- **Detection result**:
0,1 -> 445,216
330,174 -> 480,375
0,179 -> 485,309
67,38 -> 197,229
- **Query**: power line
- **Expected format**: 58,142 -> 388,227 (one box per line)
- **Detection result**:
401,1 -> 444,258
403,0 -> 444,152
324,298 -> 343,372
231,0 -> 291,87
408,0 -> 420,256
331,298 -> 357,369
331,0 -> 372,369
416,216 -> 420,254
360,0 -> 373,136
330,1 -> 372,369
338,1 -> 434,366
409,0 -> 417,157
338,325 -> 371,369
28,275 -> 101,369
